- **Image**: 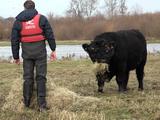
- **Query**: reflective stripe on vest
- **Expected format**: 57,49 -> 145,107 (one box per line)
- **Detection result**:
21,14 -> 45,42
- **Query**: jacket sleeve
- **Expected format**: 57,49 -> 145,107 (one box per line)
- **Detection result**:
11,20 -> 21,59
39,15 -> 56,51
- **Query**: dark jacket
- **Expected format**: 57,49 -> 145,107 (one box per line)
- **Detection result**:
11,9 -> 56,59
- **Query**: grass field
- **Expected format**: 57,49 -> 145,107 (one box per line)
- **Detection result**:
0,54 -> 160,120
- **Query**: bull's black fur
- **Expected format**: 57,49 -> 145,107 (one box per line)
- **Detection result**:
82,30 -> 147,93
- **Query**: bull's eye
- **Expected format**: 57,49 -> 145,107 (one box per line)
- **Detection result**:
105,45 -> 110,49
90,47 -> 95,50
109,45 -> 114,49
105,45 -> 109,48
106,49 -> 109,53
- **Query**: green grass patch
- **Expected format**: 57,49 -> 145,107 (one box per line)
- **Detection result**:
0,41 -> 11,46
55,40 -> 90,45
147,39 -> 160,43
0,40 -> 90,46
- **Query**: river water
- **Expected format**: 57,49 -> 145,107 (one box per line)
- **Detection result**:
0,44 -> 160,60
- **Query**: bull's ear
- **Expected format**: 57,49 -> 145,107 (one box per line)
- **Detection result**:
82,44 -> 89,51
97,39 -> 106,46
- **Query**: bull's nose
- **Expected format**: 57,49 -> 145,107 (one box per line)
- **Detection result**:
92,59 -> 96,63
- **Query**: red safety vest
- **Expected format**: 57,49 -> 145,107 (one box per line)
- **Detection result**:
20,14 -> 45,42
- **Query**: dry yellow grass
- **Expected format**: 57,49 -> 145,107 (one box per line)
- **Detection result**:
0,54 -> 160,120
92,63 -> 108,75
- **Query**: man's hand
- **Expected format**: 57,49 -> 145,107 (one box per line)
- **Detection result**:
14,59 -> 20,65
50,51 -> 56,61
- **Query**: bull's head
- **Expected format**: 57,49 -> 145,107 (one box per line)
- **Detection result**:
82,33 -> 116,93
82,37 -> 116,64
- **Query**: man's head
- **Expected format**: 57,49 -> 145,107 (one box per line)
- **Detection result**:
24,0 -> 35,10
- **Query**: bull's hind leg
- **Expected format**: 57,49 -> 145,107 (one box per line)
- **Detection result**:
136,62 -> 145,91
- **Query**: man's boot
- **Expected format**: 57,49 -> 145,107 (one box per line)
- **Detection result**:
38,97 -> 49,112
23,98 -> 30,108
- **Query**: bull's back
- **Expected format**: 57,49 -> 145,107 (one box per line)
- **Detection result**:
116,30 -> 147,70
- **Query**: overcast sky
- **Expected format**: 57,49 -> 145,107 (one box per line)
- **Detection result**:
0,0 -> 160,18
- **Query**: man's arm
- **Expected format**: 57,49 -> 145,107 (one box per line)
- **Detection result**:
39,15 -> 56,51
11,20 -> 21,60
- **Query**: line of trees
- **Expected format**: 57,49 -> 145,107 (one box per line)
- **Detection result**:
66,0 -> 128,18
0,17 -> 14,40
0,0 -> 160,41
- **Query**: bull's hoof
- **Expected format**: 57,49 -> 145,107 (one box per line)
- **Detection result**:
118,88 -> 128,93
98,89 -> 104,93
138,88 -> 144,91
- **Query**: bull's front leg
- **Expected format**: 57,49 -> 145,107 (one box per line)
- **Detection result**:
116,63 -> 129,92
103,70 -> 114,82
116,74 -> 126,92
96,73 -> 105,93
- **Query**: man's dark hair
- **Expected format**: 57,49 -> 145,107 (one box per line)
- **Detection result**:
24,0 -> 35,9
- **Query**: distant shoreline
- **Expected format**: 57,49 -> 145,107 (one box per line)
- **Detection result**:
0,40 -> 160,46
0,40 -> 90,46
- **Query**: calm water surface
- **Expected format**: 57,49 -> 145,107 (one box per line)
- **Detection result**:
0,44 -> 160,60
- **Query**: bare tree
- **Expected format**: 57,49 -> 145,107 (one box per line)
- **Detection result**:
66,0 -> 98,18
119,0 -> 127,15
83,0 -> 98,17
47,12 -> 54,21
130,4 -> 143,15
104,0 -> 118,18
66,0 -> 84,18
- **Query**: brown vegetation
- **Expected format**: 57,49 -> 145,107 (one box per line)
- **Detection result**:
1,12 -> 160,41
50,12 -> 160,40
0,0 -> 160,41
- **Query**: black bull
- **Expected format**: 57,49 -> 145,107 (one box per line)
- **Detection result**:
82,30 -> 147,93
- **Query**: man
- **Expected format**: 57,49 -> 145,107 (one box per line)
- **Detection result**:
11,0 -> 56,111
